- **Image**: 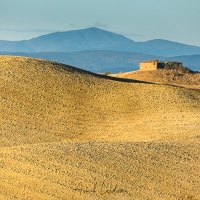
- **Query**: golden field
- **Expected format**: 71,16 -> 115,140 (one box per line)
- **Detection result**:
111,69 -> 200,90
0,56 -> 200,199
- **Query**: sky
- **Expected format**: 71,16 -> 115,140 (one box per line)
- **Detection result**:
0,0 -> 200,46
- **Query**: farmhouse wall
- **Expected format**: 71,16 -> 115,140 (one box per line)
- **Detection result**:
140,61 -> 158,71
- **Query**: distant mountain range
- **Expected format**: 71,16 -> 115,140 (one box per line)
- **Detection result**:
1,51 -> 199,73
1,27 -> 200,57
0,27 -> 200,72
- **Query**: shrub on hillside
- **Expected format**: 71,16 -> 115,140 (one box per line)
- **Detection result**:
103,71 -> 111,76
164,62 -> 192,73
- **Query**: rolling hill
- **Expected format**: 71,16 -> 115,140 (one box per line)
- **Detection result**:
0,56 -> 200,199
111,69 -> 200,89
1,27 -> 200,57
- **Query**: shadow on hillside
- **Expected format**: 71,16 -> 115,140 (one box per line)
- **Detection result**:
163,83 -> 200,91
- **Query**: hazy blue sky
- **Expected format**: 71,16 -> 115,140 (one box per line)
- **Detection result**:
0,0 -> 200,46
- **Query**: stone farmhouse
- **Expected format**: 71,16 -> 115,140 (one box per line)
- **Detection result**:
140,60 -> 183,71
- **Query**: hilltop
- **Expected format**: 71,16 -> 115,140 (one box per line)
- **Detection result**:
0,56 -> 200,199
111,69 -> 200,89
